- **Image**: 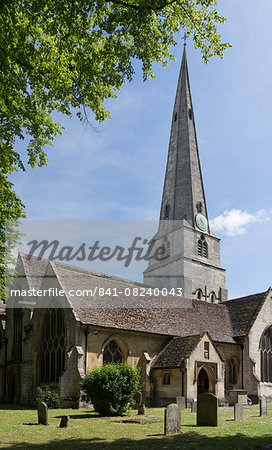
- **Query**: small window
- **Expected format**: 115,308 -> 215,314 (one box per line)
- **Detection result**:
204,342 -> 209,359
210,292 -> 216,303
229,357 -> 238,384
196,202 -> 203,213
188,108 -> 193,120
164,203 -> 170,219
163,373 -> 171,385
196,289 -> 202,300
174,112 -> 177,122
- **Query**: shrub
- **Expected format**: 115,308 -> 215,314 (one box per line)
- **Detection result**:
36,386 -> 60,409
81,363 -> 141,416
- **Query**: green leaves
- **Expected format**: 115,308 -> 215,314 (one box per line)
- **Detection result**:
0,0 -> 230,171
0,0 -> 230,299
81,363 -> 141,416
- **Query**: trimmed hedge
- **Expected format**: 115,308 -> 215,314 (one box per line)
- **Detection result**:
81,363 -> 140,416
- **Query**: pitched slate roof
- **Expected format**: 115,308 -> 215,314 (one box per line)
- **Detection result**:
152,334 -> 202,369
14,254 -> 270,343
223,291 -> 269,337
77,302 -> 235,342
20,252 -> 49,291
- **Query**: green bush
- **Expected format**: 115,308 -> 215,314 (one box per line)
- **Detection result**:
36,386 -> 60,409
81,363 -> 141,416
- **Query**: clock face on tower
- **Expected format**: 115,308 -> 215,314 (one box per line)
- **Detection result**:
195,213 -> 208,232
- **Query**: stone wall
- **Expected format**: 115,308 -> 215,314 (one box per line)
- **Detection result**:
186,333 -> 225,403
144,221 -> 227,301
244,291 -> 272,400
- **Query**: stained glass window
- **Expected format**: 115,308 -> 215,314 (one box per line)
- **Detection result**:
260,326 -> 272,382
41,308 -> 66,383
103,341 -> 123,365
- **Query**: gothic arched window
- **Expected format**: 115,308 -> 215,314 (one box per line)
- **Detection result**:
198,235 -> 208,258
103,341 -> 123,365
196,289 -> 202,300
41,308 -> 66,383
260,326 -> 272,382
229,357 -> 238,385
210,292 -> 216,303
163,373 -> 171,385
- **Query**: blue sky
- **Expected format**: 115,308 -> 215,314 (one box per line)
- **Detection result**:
11,0 -> 272,298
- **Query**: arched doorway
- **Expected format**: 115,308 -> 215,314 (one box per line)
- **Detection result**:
197,367 -> 209,395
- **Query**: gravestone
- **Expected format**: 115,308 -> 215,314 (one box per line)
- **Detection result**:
176,396 -> 186,410
59,415 -> 70,428
137,404 -> 146,415
135,391 -> 142,406
237,394 -> 246,405
234,403 -> 243,421
197,393 -> 218,427
260,397 -> 267,416
164,403 -> 181,436
191,399 -> 197,413
37,401 -> 48,426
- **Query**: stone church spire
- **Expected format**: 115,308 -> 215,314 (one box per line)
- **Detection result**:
160,44 -> 208,229
144,46 -> 228,302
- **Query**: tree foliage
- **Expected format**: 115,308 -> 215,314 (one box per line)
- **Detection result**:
0,0 -> 230,296
36,386 -> 61,409
81,363 -> 141,416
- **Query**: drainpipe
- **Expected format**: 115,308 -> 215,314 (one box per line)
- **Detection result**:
84,326 -> 90,374
240,343 -> 244,389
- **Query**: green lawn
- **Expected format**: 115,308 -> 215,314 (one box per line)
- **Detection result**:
0,404 -> 271,449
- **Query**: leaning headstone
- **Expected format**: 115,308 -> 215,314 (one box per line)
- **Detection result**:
260,397 -> 267,416
176,396 -> 186,410
59,415 -> 70,428
37,401 -> 48,426
137,404 -> 146,415
164,403 -> 181,436
234,403 -> 243,421
191,399 -> 197,413
135,391 -> 142,406
197,393 -> 218,427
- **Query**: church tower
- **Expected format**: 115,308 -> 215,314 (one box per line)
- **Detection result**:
144,45 -> 228,302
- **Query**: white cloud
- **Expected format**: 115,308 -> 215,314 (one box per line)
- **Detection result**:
210,209 -> 270,237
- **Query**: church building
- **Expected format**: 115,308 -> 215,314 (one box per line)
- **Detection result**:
1,45 -> 272,407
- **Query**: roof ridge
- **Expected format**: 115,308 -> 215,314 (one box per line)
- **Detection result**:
223,290 -> 268,304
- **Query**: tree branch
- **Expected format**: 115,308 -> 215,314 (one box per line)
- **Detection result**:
108,0 -> 179,12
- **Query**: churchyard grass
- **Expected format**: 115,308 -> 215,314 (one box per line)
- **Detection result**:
0,404 -> 271,449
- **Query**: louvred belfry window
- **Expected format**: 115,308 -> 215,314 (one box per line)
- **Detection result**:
260,326 -> 272,382
41,308 -> 66,383
103,341 -> 123,364
198,236 -> 208,258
